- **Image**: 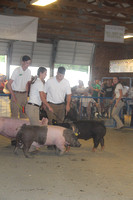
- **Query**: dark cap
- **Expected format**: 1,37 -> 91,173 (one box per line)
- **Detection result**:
57,66 -> 66,75
22,55 -> 31,62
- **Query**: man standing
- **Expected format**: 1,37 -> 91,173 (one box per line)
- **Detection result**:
7,55 -> 31,119
44,66 -> 71,124
91,78 -> 102,118
91,78 -> 101,102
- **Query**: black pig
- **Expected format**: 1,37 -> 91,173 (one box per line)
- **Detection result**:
72,120 -> 106,151
52,120 -> 106,152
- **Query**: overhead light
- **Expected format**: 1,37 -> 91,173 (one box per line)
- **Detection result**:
30,0 -> 57,6
124,33 -> 133,39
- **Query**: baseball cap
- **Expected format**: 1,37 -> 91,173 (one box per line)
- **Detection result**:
57,66 -> 66,75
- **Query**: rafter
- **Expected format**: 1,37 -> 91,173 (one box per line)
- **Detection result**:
0,0 -> 133,43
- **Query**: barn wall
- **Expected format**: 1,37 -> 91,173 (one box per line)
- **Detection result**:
92,43 -> 133,81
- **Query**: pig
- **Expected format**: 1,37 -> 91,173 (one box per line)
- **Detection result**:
0,117 -> 48,139
0,117 -> 30,139
14,124 -> 81,158
52,119 -> 106,152
72,120 -> 106,151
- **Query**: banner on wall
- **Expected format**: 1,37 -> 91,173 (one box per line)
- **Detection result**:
0,15 -> 38,42
104,25 -> 125,43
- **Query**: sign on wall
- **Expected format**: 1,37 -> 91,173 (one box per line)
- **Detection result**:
110,59 -> 133,73
104,25 -> 125,43
0,15 -> 38,42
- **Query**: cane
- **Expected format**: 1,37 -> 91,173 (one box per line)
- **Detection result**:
53,112 -> 64,123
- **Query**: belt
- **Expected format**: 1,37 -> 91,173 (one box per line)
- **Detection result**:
28,102 -> 40,107
13,90 -> 26,93
48,102 -> 65,105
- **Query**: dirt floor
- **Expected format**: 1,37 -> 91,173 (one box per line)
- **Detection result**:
0,127 -> 133,200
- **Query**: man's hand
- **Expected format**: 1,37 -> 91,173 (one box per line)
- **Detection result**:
65,104 -> 70,115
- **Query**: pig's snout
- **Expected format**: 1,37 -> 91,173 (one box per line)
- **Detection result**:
73,140 -> 81,147
77,141 -> 81,147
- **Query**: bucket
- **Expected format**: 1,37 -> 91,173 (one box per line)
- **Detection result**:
124,115 -> 131,126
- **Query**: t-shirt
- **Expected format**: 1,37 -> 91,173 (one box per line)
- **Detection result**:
92,83 -> 101,97
104,85 -> 114,97
11,66 -> 31,92
28,78 -> 44,106
44,76 -> 71,104
115,83 -> 123,98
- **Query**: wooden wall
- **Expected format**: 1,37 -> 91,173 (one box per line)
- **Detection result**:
91,42 -> 133,83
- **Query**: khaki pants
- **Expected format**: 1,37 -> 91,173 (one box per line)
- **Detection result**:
10,92 -> 27,119
25,103 -> 41,149
25,103 -> 40,125
46,103 -> 65,124
112,100 -> 124,128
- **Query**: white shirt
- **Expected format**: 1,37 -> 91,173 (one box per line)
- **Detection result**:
128,87 -> 133,98
127,87 -> 133,105
28,78 -> 44,106
11,66 -> 31,92
80,94 -> 95,107
115,83 -> 123,98
123,86 -> 129,96
44,76 -> 71,104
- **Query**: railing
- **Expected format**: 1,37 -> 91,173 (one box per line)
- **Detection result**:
71,96 -> 133,128
0,93 -> 11,117
0,93 -> 133,128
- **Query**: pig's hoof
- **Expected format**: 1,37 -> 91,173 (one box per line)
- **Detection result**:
14,147 -> 18,155
24,154 -> 31,158
14,151 -> 18,156
56,148 -> 65,155
24,152 -> 32,158
55,148 -> 60,155
65,146 -> 70,152
59,151 -> 65,156
101,146 -> 104,151
29,150 -> 39,154
92,148 -> 96,152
